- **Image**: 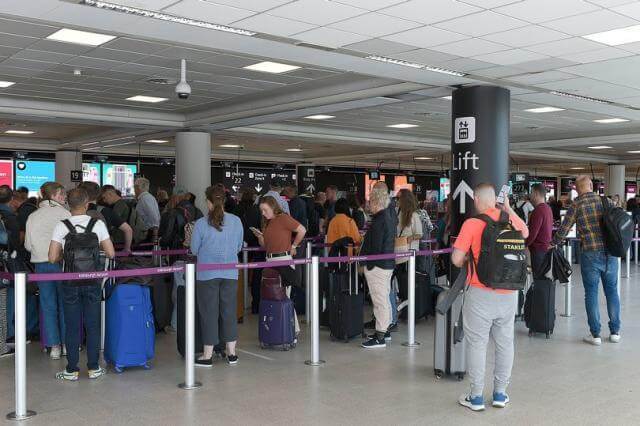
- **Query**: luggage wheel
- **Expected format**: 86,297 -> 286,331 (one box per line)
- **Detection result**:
143,363 -> 151,370
456,374 -> 465,381
282,345 -> 290,351
114,366 -> 124,374
434,370 -> 443,380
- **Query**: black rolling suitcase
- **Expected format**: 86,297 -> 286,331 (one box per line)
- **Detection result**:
524,278 -> 555,338
177,285 -> 203,357
329,263 -> 364,342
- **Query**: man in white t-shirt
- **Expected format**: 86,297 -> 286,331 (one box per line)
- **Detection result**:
48,188 -> 114,382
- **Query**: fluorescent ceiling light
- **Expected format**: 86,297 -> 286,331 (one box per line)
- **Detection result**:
305,114 -> 335,120
80,0 -> 256,36
0,81 -> 15,88
414,157 -> 433,160
126,95 -> 168,103
424,65 -> 466,77
387,123 -> 419,128
550,91 -> 610,104
145,139 -> 169,143
583,25 -> 640,46
46,28 -> 115,46
593,118 -> 629,124
103,141 -> 138,148
219,144 -> 241,148
366,55 -> 466,77
286,148 -> 303,152
588,146 -> 612,149
4,130 -> 34,135
524,106 -> 565,113
570,167 -> 585,170
441,96 -> 452,100
244,61 -> 300,74
628,150 -> 640,154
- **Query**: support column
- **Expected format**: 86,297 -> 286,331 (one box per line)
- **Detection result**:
605,164 -> 625,200
450,86 -> 510,237
175,132 -> 212,214
55,150 -> 82,190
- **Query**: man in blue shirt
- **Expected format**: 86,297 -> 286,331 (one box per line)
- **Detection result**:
134,177 -> 161,241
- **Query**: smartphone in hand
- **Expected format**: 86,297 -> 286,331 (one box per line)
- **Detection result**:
250,227 -> 263,236
496,184 -> 510,205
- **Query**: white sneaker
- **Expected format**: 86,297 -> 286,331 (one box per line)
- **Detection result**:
609,334 -> 621,343
583,335 -> 602,346
458,394 -> 485,411
50,346 -> 62,360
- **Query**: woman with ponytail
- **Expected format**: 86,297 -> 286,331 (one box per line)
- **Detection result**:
190,186 -> 244,367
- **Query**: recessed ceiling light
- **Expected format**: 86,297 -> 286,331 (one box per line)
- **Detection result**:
628,150 -> 640,154
365,55 -> 466,76
81,0 -> 256,36
304,114 -> 335,120
588,146 -> 613,149
583,25 -> 640,46
570,167 -> 585,170
593,118 -> 629,124
441,96 -> 452,100
219,144 -> 241,148
0,81 -> 15,88
145,139 -> 169,143
286,148 -> 303,152
243,61 -> 300,74
423,65 -> 466,77
4,130 -> 34,135
524,106 -> 565,113
387,123 -> 419,129
414,157 -> 433,160
46,28 -> 116,46
550,91 -> 610,104
126,95 -> 168,103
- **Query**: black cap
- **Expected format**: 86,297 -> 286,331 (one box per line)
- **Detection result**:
271,177 -> 284,188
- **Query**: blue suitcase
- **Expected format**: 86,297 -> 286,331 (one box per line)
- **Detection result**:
105,284 -> 155,373
259,299 -> 296,351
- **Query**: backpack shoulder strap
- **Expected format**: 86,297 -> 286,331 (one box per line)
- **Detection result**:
62,219 -> 76,234
85,217 -> 98,233
498,210 -> 509,223
474,213 -> 494,225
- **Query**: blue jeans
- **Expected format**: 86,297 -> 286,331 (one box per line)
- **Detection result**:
580,251 -> 621,337
6,288 -> 39,338
63,284 -> 101,372
35,263 -> 66,346
390,282 -> 398,325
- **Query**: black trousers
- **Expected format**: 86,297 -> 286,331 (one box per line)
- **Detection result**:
531,248 -> 550,280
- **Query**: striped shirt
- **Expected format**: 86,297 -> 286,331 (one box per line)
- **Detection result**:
553,192 -> 605,252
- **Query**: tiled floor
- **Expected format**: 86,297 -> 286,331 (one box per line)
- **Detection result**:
1,264 -> 638,426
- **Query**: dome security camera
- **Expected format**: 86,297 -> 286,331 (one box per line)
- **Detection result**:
175,59 -> 191,100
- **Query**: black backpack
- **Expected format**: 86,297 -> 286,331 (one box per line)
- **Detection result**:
304,197 -> 320,237
473,212 -> 527,291
600,196 -> 634,257
159,207 -> 189,248
62,218 -> 102,286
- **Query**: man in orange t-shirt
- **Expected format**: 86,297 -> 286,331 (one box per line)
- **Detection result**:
451,183 -> 528,412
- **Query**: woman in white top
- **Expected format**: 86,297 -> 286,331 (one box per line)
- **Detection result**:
24,182 -> 71,360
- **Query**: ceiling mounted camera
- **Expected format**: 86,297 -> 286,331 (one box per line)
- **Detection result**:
175,59 -> 191,100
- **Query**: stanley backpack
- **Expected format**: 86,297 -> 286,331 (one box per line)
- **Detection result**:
474,212 -> 527,291
62,218 -> 102,286
600,196 -> 634,257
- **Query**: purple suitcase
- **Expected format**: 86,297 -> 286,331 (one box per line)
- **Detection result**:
258,299 -> 296,351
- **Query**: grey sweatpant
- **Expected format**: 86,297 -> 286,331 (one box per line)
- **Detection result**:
462,285 -> 518,396
196,279 -> 238,347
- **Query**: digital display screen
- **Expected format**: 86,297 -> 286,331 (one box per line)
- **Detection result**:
369,170 -> 380,180
82,162 -> 101,184
15,160 -> 55,197
0,160 -> 13,188
102,163 -> 137,197
394,175 -> 413,193
439,177 -> 450,202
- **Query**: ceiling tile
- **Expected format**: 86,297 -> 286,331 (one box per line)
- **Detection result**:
538,76 -> 640,99
513,57 -> 579,72
458,0 -> 523,7
562,47 -> 634,63
505,70 -> 579,84
153,46 -> 212,62
65,56 -> 124,70
495,0 -> 600,23
331,0 -> 407,10
473,48 -> 549,65
0,33 -> 39,49
473,65 -> 527,77
526,37 -> 605,56
292,27 -> 369,48
0,46 -> 21,57
1,58 -> 58,71
612,2 -> 640,20
163,0 -> 255,25
390,48 -> 460,63
25,39 -> 95,55
196,0 -> 293,13
110,0 -> 177,9
83,48 -> 145,63
429,38 -> 509,56
560,55 -> 640,89
482,25 -> 570,48
342,39 -> 417,55
382,26 -> 469,48
330,12 -> 421,37
102,38 -> 170,55
434,10 -> 528,36
233,14 -> 316,37
198,53 -> 260,68
542,9 -> 638,36
0,18 -> 57,38
436,57 -> 496,71
269,0 -> 368,26
378,0 -> 481,25
10,49 -> 75,64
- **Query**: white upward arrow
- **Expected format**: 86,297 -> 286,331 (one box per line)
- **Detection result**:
453,180 -> 474,214
306,183 -> 315,192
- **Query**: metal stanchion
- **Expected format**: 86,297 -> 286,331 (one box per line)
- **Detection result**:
635,227 -> 639,266
242,245 -> 249,310
625,246 -> 631,279
617,257 -> 622,286
304,241 -> 312,326
305,256 -> 324,366
323,245 -> 329,268
561,243 -> 572,317
402,250 -> 420,348
153,241 -> 161,267
178,262 -> 201,390
7,272 -> 36,421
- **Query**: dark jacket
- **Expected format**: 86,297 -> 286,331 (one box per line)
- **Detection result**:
288,196 -> 308,229
360,209 -> 395,270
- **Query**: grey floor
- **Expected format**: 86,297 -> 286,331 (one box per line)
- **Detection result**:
1,263 -> 639,426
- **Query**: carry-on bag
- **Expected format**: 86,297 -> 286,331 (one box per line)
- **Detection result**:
261,268 -> 287,301
329,263 -> 364,342
523,278 -> 556,338
434,269 -> 466,380
176,285 -> 203,357
258,298 -> 296,350
104,283 -> 155,372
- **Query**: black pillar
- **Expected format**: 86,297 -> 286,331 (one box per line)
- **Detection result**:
450,86 -> 510,238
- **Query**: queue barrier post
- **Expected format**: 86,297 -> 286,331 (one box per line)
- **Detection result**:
178,262 -> 201,390
6,272 -> 36,421
304,241 -> 312,326
561,242 -> 572,318
305,256 -> 324,366
635,227 -> 639,266
625,246 -> 631,279
242,245 -> 249,310
402,250 -> 420,348
153,241 -> 161,267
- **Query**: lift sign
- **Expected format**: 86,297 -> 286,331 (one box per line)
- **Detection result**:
454,117 -> 475,144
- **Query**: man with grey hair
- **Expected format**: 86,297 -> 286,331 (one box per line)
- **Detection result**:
451,183 -> 528,411
134,177 -> 160,241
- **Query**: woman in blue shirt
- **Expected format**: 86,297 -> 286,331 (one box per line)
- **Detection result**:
191,186 -> 244,367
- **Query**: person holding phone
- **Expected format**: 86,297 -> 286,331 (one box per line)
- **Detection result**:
253,196 -> 306,336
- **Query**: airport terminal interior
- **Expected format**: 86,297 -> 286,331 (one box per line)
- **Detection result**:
2,0 -> 640,424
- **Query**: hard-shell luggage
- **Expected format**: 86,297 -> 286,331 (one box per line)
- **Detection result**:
261,268 -> 287,301
329,264 -> 364,342
524,278 -> 556,338
434,285 -> 466,380
399,269 -> 437,321
177,285 -> 203,357
104,283 -> 155,372
258,298 -> 296,350
319,266 -> 331,327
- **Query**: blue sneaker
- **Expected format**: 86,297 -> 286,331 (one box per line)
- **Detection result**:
458,394 -> 485,411
492,392 -> 510,408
